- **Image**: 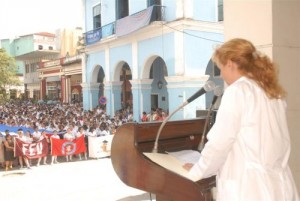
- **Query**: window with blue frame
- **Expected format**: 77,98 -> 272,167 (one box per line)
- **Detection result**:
93,4 -> 101,29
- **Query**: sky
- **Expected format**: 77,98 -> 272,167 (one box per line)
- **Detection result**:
0,0 -> 83,39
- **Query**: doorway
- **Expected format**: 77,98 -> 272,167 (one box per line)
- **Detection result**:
151,94 -> 158,109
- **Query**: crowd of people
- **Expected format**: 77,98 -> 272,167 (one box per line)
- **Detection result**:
0,101 -> 133,171
0,101 -> 131,133
141,108 -> 168,122
0,101 -> 168,171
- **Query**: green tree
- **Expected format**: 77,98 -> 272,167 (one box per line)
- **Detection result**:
0,48 -> 21,91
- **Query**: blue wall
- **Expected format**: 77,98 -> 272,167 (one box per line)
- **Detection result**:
83,51 -> 105,111
86,51 -> 105,83
83,0 -> 224,120
129,0 -> 147,14
1,39 -> 25,74
85,0 -> 101,31
194,0 -> 218,22
100,0 -> 116,26
13,36 -> 34,57
138,33 -> 175,76
110,44 -> 132,79
162,0 -> 177,21
184,30 -> 223,76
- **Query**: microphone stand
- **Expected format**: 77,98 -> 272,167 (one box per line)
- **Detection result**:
152,81 -> 216,153
197,103 -> 214,152
197,91 -> 222,151
152,101 -> 188,153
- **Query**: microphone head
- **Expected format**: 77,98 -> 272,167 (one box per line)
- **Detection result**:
186,80 -> 216,104
204,80 -> 216,92
214,85 -> 223,97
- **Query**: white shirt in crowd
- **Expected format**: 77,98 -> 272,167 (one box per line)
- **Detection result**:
63,133 -> 74,141
32,131 -> 41,141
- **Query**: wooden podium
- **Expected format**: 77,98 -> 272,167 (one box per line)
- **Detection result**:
111,118 -> 216,201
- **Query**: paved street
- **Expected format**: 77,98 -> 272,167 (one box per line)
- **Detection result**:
0,158 -> 156,201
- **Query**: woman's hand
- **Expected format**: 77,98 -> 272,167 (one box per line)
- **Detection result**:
183,163 -> 194,171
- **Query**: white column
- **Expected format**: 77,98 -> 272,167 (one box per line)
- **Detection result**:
105,47 -> 110,81
183,0 -> 193,19
132,41 -> 138,79
176,0 -> 184,19
64,76 -> 71,103
67,76 -> 71,103
81,54 -> 86,83
176,0 -> 193,19
174,31 -> 184,76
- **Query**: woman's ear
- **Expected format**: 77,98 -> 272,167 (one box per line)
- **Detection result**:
228,60 -> 238,71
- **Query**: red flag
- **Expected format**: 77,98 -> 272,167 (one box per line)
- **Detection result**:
51,135 -> 86,156
14,138 -> 48,159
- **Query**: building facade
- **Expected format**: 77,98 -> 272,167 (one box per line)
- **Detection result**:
0,33 -> 58,99
1,28 -> 84,103
9,32 -> 59,100
82,0 -> 224,121
38,28 -> 84,103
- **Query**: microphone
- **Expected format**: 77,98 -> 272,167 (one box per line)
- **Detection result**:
211,85 -> 223,106
152,80 -> 216,153
186,80 -> 216,103
197,85 -> 223,151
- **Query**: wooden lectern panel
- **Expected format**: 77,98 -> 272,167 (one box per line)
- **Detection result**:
111,118 -> 216,201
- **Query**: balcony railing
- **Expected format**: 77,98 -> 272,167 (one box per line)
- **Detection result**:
85,5 -> 165,46
85,22 -> 115,45
150,5 -> 165,22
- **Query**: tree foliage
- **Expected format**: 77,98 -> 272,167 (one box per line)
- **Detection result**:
0,48 -> 21,90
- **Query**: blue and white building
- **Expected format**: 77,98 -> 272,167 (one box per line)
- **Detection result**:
82,0 -> 224,121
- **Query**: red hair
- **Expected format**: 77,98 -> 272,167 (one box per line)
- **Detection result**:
212,38 -> 286,99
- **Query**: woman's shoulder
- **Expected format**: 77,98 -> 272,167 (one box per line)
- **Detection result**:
226,77 -> 258,96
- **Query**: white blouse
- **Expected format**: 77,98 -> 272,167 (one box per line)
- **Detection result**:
189,77 -> 299,201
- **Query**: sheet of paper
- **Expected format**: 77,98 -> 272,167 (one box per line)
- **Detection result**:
166,150 -> 201,164
143,151 -> 199,182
